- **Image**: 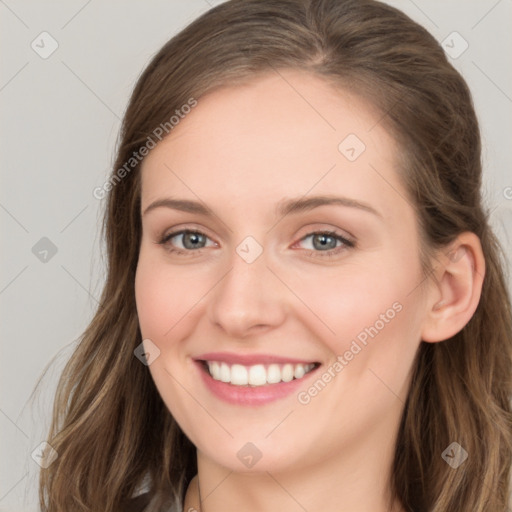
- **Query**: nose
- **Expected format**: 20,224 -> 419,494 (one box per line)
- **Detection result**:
207,244 -> 287,339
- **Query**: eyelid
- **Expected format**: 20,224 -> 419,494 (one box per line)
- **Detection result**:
158,228 -> 217,249
157,223 -> 217,243
291,231 -> 355,258
156,225 -> 356,259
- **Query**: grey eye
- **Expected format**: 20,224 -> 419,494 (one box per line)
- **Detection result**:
175,231 -> 208,250
310,233 -> 339,250
299,233 -> 341,251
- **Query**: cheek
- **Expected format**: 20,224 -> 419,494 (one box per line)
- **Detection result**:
134,253 -> 203,430
135,263 -> 169,339
283,249 -> 424,380
135,250 -> 201,341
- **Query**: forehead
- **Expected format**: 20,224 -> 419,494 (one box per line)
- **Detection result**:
139,70 -> 406,221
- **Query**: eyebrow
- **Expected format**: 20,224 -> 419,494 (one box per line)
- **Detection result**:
142,195 -> 382,219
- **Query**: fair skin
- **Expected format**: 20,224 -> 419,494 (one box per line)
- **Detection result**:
134,70 -> 485,512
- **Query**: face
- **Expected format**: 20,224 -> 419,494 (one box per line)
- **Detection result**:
135,70 -> 429,474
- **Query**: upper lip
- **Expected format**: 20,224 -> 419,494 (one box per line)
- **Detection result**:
194,352 -> 319,366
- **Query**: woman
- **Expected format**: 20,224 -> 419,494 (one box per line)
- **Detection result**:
38,0 -> 512,511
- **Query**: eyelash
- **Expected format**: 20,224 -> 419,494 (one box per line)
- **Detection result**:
156,229 -> 355,259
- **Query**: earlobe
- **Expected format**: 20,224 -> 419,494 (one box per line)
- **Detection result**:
421,232 -> 486,343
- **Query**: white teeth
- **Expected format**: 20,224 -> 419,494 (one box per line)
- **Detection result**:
205,361 -> 316,387
219,362 -> 230,382
230,364 -> 248,385
210,361 -> 220,380
294,365 -> 305,379
248,364 -> 267,386
281,364 -> 294,382
267,364 -> 281,384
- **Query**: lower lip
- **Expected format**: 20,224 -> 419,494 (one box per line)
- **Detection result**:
194,360 -> 319,406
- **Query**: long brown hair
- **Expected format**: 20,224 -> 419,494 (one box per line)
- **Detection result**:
38,0 -> 512,510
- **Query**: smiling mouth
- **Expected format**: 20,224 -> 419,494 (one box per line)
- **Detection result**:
198,360 -> 321,387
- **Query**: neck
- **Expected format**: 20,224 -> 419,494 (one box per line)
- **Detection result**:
183,422 -> 405,512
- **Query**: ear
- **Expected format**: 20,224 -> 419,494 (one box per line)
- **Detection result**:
421,232 -> 486,343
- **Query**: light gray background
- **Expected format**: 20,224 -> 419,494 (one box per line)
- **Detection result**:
1,1 -> 511,510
